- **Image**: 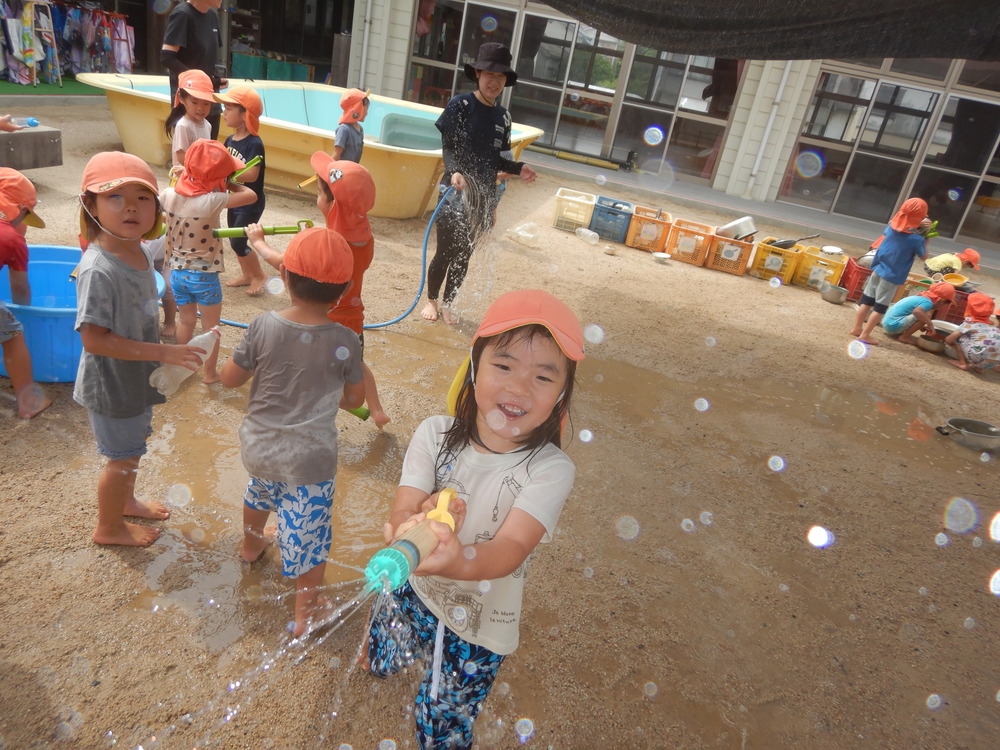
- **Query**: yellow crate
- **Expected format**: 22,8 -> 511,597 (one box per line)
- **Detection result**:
665,219 -> 715,266
625,206 -> 672,252
792,247 -> 848,290
552,187 -> 596,232
706,235 -> 754,276
749,237 -> 802,283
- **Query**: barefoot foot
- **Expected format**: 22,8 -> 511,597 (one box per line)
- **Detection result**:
226,276 -> 251,288
440,305 -> 458,325
241,524 -> 277,563
125,497 -> 171,520
93,521 -> 161,547
947,359 -> 968,370
247,276 -> 266,296
372,410 -> 392,430
16,386 -> 52,419
293,596 -> 333,637
160,323 -> 177,340
203,370 -> 222,385
856,337 -> 880,346
420,300 -> 439,321
848,328 -> 862,337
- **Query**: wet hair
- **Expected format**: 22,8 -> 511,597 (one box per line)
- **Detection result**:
285,268 -> 348,304
438,324 -> 577,467
80,191 -> 162,242
165,90 -> 198,138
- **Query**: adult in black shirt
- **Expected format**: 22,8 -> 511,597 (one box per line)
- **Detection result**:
160,0 -> 227,139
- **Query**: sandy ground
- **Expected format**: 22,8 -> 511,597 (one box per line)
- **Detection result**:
1,102 -> 999,749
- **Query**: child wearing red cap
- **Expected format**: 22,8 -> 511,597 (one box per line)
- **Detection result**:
221,226 -> 365,636
924,247 -> 981,277
162,138 -> 256,383
945,292 -> 1000,372
0,167 -> 51,418
850,197 -> 933,345
215,85 -> 268,296
246,152 -> 390,428
333,88 -> 369,163
367,289 -> 584,750
75,152 -> 208,547
165,69 -> 216,172
880,280 -> 956,345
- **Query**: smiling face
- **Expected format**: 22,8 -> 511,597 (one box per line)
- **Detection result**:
473,329 -> 568,453
476,69 -> 508,102
92,183 -> 157,247
183,94 -> 212,123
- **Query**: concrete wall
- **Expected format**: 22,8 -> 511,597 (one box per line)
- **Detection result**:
351,0 -> 415,98
714,60 -> 821,203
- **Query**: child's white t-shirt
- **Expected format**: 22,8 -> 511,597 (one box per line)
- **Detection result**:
161,189 -> 230,272
172,116 -> 211,166
400,415 -> 575,655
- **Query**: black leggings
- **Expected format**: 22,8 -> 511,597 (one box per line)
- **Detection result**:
427,190 -> 495,306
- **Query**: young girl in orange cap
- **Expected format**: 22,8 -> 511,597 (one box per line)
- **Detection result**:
850,197 -> 933,345
944,292 -> 1000,372
165,69 -> 216,173
367,289 -> 583,750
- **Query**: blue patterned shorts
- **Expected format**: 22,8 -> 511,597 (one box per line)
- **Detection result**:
171,268 -> 223,306
368,583 -> 505,750
243,476 -> 335,577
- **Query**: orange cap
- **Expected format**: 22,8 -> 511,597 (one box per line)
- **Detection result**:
175,69 -> 216,106
338,88 -> 370,125
920,281 -> 957,304
81,151 -> 159,195
957,248 -> 981,271
475,290 -> 585,361
215,85 -> 263,135
310,152 -> 375,213
889,198 -> 928,232
963,292 -> 995,323
283,226 -> 354,284
0,167 -> 44,228
175,139 -> 244,197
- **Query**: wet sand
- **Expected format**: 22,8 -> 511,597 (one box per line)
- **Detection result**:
1,102 -> 999,748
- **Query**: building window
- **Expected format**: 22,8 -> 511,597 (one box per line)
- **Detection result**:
802,73 -> 876,143
859,83 -> 938,158
957,61 -> 1000,94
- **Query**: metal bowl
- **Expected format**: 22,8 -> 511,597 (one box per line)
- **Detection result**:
936,418 -> 1000,452
716,216 -> 757,241
917,334 -> 946,353
820,285 -> 848,304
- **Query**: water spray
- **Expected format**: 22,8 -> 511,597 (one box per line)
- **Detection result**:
363,488 -> 456,591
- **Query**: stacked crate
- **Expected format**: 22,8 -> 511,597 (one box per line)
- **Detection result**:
589,196 -> 634,243
792,247 -> 848,290
665,219 -> 716,266
748,237 -> 802,284
625,206 -> 672,252
706,235 -> 754,276
552,188 -> 596,232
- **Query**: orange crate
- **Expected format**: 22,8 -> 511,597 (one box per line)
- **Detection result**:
625,206 -> 672,252
665,219 -> 715,266
748,237 -> 802,283
706,235 -> 754,276
792,247 -> 848,290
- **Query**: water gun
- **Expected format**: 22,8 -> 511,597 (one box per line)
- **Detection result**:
230,155 -> 262,183
213,219 -> 314,238
364,489 -> 457,592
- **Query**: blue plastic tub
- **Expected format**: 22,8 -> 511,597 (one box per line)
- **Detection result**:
1,245 -> 163,383
589,196 -> 634,244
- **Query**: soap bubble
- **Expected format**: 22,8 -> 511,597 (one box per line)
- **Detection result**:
767,455 -> 786,472
334,346 -> 350,360
450,606 -> 467,627
947,188 -> 962,201
264,277 -> 285,295
477,580 -> 491,593
338,745 -> 353,750
152,0 -> 172,14
926,694 -> 943,710
935,532 -> 949,547
807,525 -> 834,548
593,373 -> 604,383
595,174 -> 607,186
681,518 -> 695,532
143,298 -> 160,317
299,332 -> 314,345
579,429 -> 594,443
943,497 -> 978,533
643,682 -> 658,698
53,722 -> 74,741
189,527 -> 206,543
989,511 -> 1000,541
990,569 -> 1000,595
485,409 -> 506,430
463,661 -> 478,675
981,452 -> 991,463
164,483 -> 192,508
964,617 -> 976,629
705,336 -> 717,347
778,583 -> 789,592
919,587 -> 929,596
694,398 -> 710,412
463,546 -> 477,560
795,150 -> 824,178
583,567 -> 594,579
699,511 -> 714,525
973,536 -> 983,547
615,515 -> 640,541
378,741 -> 397,750
847,340 -> 870,360
769,277 -> 782,288
515,718 -> 535,743
480,15 -> 498,32
583,323 -> 605,344
643,125 -> 665,146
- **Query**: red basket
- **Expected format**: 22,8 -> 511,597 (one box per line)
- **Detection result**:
841,257 -> 872,302
935,289 -> 970,325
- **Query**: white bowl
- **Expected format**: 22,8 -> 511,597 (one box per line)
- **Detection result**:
652,252 -> 670,264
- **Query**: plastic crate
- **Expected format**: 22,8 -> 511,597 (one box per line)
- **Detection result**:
706,235 -> 754,276
841,256 -> 872,302
589,196 -> 634,243
936,289 -> 970,325
552,188 -> 596,233
792,247 -> 848,290
665,219 -> 715,266
748,237 -> 802,282
625,206 -> 672,252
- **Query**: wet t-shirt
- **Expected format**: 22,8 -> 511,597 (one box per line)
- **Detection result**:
161,189 -> 229,273
436,92 -> 520,193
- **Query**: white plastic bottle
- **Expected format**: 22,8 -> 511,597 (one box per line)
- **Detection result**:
149,327 -> 220,396
12,117 -> 39,128
575,227 -> 599,245
511,222 -> 538,247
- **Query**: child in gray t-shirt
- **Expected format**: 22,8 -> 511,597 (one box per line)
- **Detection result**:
221,226 -> 365,637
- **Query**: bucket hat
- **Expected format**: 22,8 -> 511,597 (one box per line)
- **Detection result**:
889,198 -> 928,232
175,139 -> 244,197
283,226 -> 354,285
175,69 -> 216,107
920,281 -> 956,304
214,85 -> 263,135
81,151 -> 159,195
463,42 -> 518,87
957,248 -> 981,271
963,292 -> 995,323
0,168 -> 44,228
338,88 -> 370,125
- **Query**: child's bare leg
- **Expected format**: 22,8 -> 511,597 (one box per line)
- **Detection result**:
199,303 -> 223,384
242,506 -> 275,563
176,302 -> 198,345
3,335 -> 51,418
160,293 -> 177,340
227,253 -> 267,296
948,345 -> 970,370
849,304 -> 870,338
857,311 -> 883,345
93,456 -> 162,546
898,319 -> 924,346
363,361 -> 391,429
293,562 -> 328,637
